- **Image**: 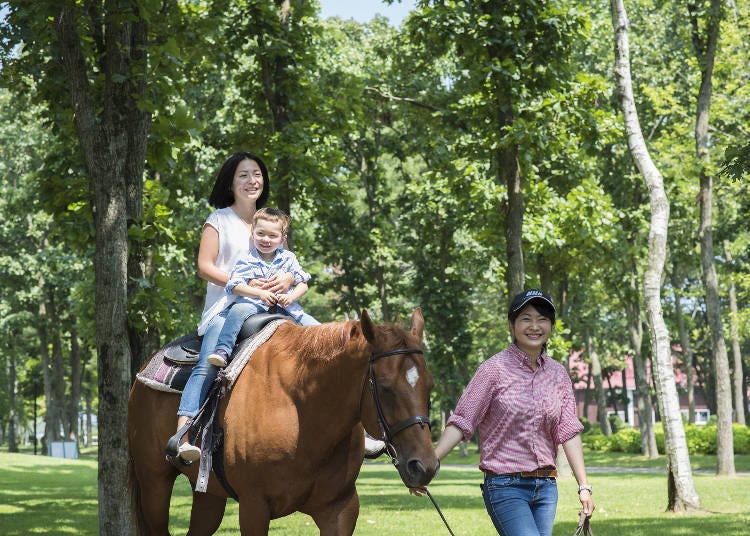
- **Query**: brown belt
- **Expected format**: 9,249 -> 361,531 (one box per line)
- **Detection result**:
484,467 -> 558,479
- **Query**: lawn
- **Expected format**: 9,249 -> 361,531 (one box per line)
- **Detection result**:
1,450 -> 748,535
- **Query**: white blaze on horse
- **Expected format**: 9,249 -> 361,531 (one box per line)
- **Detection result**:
127,308 -> 438,535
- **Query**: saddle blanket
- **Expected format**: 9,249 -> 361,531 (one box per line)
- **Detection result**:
136,319 -> 288,394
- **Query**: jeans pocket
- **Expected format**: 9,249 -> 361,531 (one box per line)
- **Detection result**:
484,474 -> 516,490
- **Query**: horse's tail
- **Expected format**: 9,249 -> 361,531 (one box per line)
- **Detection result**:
127,448 -> 147,534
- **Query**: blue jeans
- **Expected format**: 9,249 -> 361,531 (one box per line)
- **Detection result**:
281,309 -> 320,326
214,301 -> 320,356
481,474 -> 558,536
177,314 -> 225,418
213,301 -> 264,355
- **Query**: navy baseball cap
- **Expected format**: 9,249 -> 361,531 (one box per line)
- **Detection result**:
508,289 -> 556,318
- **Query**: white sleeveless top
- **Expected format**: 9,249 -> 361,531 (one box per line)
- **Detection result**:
196,207 -> 251,335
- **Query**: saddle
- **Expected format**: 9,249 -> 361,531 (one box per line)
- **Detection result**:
145,312 -> 293,500
138,312 -> 291,393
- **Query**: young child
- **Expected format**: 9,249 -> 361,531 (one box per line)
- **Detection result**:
207,207 -> 319,367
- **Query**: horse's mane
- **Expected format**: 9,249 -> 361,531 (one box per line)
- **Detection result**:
279,320 -> 361,363
278,319 -> 412,364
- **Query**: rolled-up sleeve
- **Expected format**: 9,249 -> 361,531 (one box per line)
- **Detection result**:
226,259 -> 260,294
286,252 -> 310,285
555,372 -> 584,444
447,361 -> 495,442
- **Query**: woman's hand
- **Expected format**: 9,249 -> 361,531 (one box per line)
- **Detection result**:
409,486 -> 428,497
578,489 -> 595,517
260,272 -> 295,294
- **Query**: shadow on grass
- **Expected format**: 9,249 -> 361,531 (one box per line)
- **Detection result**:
554,516 -> 749,536
1,456 -> 99,535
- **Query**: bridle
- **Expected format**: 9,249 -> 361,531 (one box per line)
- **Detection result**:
368,347 -> 457,536
367,347 -> 431,465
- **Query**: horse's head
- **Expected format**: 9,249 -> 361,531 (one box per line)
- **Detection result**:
359,307 -> 439,488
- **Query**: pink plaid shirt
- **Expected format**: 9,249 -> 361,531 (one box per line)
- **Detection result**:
447,343 -> 583,474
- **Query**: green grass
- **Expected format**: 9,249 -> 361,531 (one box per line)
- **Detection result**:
1,451 -> 749,535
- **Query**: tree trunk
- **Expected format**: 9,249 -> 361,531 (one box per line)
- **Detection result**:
68,321 -> 83,440
501,139 -> 524,297
257,0 -> 294,225
690,0 -> 735,476
623,274 -> 658,457
671,271 -> 697,424
38,279 -> 63,446
6,347 -> 18,452
48,291 -> 67,440
586,332 -> 611,436
359,148 -> 390,320
723,241 -> 745,425
611,0 -> 701,511
55,4 -> 152,532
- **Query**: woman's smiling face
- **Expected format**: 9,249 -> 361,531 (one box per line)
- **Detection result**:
232,158 -> 264,203
509,304 -> 552,357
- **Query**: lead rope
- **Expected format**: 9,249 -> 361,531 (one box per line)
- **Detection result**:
425,489 -> 456,536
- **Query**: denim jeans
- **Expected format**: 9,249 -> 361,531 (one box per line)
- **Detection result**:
177,314 -> 225,418
213,301 -> 265,355
280,309 -> 320,326
481,474 -> 558,536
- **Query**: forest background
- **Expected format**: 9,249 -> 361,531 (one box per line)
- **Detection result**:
0,0 -> 748,532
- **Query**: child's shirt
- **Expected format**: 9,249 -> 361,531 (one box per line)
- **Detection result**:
225,245 -> 311,318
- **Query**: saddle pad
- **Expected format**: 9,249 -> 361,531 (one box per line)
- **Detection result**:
136,350 -> 194,394
136,319 -> 290,394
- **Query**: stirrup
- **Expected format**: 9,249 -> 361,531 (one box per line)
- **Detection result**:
165,419 -> 193,459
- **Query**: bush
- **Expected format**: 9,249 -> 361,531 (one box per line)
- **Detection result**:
582,428 -> 611,452
582,421 -> 750,455
684,424 -> 716,454
609,428 -> 642,453
654,427 -> 665,454
579,417 -> 591,434
732,424 -> 750,455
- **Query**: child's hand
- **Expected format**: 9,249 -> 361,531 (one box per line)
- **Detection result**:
256,289 -> 278,306
276,294 -> 293,307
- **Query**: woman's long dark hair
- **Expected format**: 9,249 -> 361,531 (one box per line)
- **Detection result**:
208,152 -> 270,209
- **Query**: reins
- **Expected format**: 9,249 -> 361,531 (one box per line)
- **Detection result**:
367,346 -> 456,536
425,488 -> 456,536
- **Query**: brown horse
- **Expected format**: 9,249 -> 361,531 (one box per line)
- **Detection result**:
127,308 -> 438,535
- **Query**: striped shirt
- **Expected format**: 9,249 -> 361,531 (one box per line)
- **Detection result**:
225,245 -> 311,321
447,343 -> 582,474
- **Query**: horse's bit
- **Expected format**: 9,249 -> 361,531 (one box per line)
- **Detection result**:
368,347 -> 431,465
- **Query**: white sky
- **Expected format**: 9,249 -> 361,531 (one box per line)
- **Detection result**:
318,0 -> 417,26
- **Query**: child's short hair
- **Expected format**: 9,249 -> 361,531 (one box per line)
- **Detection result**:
253,207 -> 290,235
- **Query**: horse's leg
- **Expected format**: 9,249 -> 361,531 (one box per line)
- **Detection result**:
130,462 -> 179,535
310,491 -> 360,536
237,496 -> 271,536
186,492 -> 227,536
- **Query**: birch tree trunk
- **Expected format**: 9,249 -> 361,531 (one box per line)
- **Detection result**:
610,0 -> 701,512
690,0 -> 735,476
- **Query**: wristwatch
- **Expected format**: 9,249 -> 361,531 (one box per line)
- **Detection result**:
577,484 -> 593,494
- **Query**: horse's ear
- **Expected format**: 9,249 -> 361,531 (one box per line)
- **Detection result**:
410,307 -> 424,340
360,309 -> 376,343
